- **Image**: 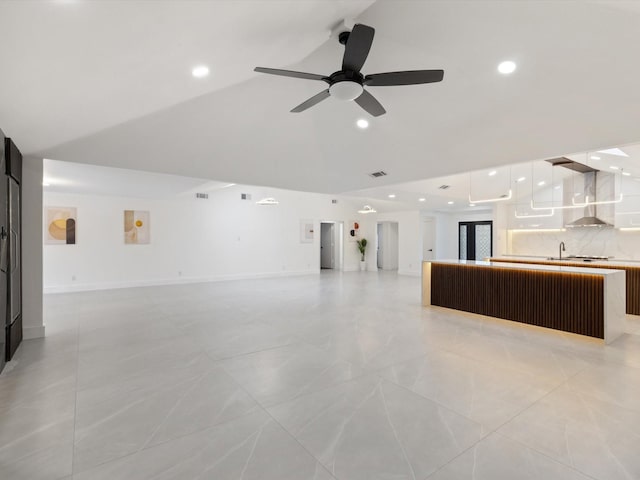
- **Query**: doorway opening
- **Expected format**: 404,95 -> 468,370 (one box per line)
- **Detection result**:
320,221 -> 344,270
376,221 -> 399,270
459,220 -> 493,260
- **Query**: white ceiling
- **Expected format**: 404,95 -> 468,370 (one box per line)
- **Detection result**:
43,158 -> 232,199
3,1 -> 640,195
0,0 -> 374,151
44,140 -> 640,215
350,142 -> 640,212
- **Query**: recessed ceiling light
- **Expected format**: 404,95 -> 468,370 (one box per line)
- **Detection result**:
497,60 -> 516,74
537,181 -> 546,186
447,201 -> 454,205
516,177 -> 526,182
488,170 -> 497,176
388,194 -> 396,198
356,119 -> 369,129
469,203 -> 476,207
610,166 -> 620,170
590,156 -> 601,160
622,172 -> 631,176
418,198 -> 426,202
192,65 -> 210,78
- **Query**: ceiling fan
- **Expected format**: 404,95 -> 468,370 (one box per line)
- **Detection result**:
254,23 -> 443,117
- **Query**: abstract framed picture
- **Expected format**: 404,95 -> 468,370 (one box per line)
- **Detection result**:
348,220 -> 360,242
45,207 -> 77,245
300,220 -> 314,243
124,210 -> 150,244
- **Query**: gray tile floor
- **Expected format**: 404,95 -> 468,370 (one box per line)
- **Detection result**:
1,271 -> 640,479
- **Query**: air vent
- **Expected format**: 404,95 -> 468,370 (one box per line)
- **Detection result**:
195,193 -> 209,199
332,199 -> 338,204
439,185 -> 450,190
241,193 -> 252,200
369,171 -> 387,178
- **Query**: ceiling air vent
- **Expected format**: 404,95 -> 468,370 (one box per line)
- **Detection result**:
369,171 -> 387,178
332,199 -> 338,204
439,185 -> 450,190
195,193 -> 209,199
241,193 -> 252,200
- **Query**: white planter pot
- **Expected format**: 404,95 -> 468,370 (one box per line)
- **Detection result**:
359,260 -> 367,271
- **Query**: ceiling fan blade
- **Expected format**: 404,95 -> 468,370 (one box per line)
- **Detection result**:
342,24 -> 375,72
254,67 -> 328,82
354,89 -> 386,117
290,89 -> 331,113
364,70 -> 444,86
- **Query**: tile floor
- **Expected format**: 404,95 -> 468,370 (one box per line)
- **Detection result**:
1,271 -> 640,479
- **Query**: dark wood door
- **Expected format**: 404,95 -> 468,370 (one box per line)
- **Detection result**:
458,221 -> 493,261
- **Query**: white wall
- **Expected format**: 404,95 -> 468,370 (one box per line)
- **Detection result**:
22,156 -> 44,338
43,186 -> 371,293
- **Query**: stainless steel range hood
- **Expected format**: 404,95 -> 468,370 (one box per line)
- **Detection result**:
545,158 -> 614,228
566,170 -> 613,228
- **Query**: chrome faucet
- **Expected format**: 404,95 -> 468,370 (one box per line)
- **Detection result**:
559,241 -> 566,260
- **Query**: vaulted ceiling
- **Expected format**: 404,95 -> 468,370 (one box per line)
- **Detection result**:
2,1 -> 640,194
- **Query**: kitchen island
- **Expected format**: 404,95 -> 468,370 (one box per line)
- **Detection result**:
422,260 -> 626,343
490,256 -> 640,315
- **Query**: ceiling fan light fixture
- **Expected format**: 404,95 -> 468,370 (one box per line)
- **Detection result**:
356,118 -> 369,129
254,23 -> 444,117
329,80 -> 364,101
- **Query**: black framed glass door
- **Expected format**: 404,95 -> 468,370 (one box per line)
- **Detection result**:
459,221 -> 493,260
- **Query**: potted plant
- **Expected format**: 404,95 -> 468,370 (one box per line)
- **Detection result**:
357,238 -> 367,271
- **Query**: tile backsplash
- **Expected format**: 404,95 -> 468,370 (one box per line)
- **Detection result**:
508,228 -> 640,261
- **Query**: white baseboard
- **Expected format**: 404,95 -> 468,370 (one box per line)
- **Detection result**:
23,325 -> 46,339
44,270 -> 319,294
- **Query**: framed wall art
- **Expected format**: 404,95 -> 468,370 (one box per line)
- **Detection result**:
45,206 -> 77,245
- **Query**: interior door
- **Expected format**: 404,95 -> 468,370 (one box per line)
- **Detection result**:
376,223 -> 383,268
422,219 -> 435,260
320,223 -> 332,269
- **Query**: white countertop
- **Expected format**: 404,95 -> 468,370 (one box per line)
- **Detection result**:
426,259 -> 624,276
494,255 -> 640,268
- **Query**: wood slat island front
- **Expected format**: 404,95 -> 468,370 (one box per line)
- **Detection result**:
422,260 -> 626,343
490,257 -> 640,315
